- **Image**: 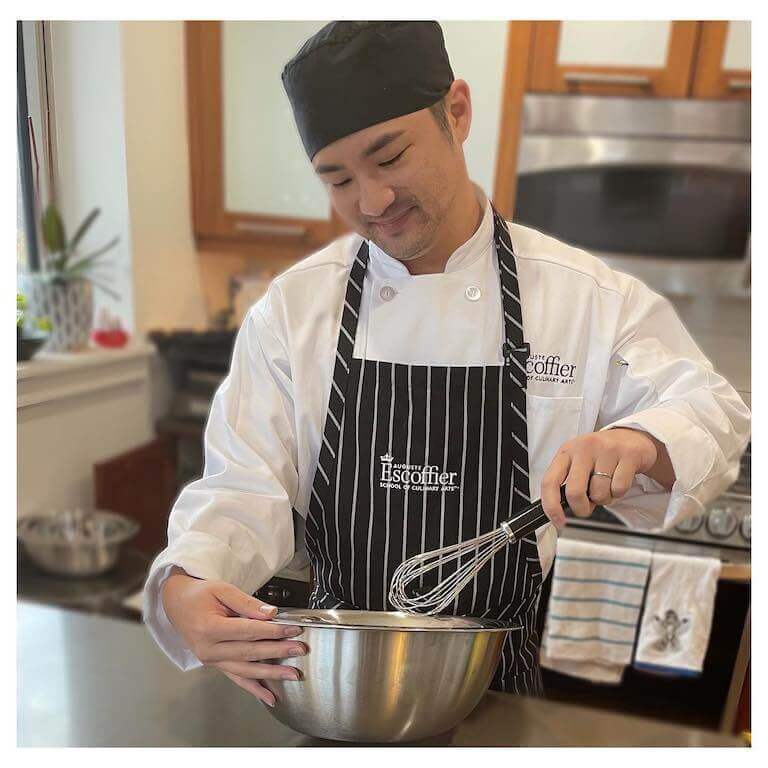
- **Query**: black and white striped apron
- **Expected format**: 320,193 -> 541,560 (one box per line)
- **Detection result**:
301,208 -> 544,694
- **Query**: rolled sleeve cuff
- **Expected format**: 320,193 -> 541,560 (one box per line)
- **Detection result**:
600,407 -> 716,530
142,531 -> 262,671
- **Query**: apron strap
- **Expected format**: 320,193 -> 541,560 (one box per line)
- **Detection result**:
491,206 -> 532,506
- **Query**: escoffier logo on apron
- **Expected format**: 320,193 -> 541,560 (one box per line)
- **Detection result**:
526,353 -> 577,385
379,453 -> 460,493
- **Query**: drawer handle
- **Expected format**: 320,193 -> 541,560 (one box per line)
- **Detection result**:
564,72 -> 652,88
234,220 -> 308,237
728,78 -> 751,92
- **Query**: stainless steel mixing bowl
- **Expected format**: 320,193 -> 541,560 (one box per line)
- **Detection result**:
263,609 -> 516,743
17,509 -> 139,577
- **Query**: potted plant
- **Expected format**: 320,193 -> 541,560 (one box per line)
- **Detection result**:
17,291 -> 52,361
21,204 -> 120,352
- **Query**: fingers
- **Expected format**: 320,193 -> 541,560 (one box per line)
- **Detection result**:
588,456 -> 620,506
565,451 -> 595,518
210,639 -> 307,663
611,457 -> 636,500
541,452 -> 571,530
217,659 -> 301,681
221,670 -> 276,707
206,615 -> 304,643
214,583 -> 277,620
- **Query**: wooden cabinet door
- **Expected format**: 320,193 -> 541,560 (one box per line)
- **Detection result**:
692,21 -> 751,99
528,21 -> 699,98
185,21 -> 343,258
93,436 -> 178,557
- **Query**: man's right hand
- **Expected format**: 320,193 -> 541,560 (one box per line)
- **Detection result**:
161,567 -> 305,707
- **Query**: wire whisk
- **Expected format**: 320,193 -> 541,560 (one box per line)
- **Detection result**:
389,487 -> 569,615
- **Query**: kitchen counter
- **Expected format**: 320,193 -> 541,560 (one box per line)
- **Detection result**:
17,602 -> 743,747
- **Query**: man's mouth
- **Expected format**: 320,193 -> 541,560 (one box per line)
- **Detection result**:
371,206 -> 415,235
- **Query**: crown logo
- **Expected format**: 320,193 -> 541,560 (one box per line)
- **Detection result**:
380,452 -> 393,463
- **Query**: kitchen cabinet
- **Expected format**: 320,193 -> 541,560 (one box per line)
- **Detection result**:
186,21 -> 512,259
185,21 -> 340,259
528,21 -> 699,98
691,21 -> 751,99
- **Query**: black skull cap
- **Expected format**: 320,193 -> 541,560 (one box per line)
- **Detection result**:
282,21 -> 454,160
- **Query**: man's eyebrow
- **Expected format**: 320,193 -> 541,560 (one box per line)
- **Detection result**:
314,130 -> 407,175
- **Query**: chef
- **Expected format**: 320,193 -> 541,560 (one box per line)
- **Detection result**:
145,21 -> 750,706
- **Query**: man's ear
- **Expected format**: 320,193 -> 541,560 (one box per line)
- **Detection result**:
446,79 -> 472,144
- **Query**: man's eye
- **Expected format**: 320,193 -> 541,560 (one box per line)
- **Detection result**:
380,148 -> 408,167
332,179 -> 351,188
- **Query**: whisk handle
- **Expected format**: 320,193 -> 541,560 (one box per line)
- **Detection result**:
499,486 -> 570,542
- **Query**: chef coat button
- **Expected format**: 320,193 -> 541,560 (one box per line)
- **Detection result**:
380,285 -> 396,302
465,285 -> 482,302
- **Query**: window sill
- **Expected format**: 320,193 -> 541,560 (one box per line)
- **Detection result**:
17,342 -> 156,410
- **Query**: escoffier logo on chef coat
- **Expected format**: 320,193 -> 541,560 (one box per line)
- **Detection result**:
526,353 -> 577,385
379,453 -> 460,493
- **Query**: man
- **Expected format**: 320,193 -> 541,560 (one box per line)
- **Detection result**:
145,22 -> 750,706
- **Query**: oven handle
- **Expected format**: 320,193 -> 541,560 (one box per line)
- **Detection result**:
564,72 -> 652,88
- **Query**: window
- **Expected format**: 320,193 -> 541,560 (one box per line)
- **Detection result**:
17,21 -> 39,271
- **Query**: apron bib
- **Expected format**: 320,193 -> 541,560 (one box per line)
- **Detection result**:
301,207 -> 544,694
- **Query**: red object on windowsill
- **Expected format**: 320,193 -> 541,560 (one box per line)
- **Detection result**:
91,309 -> 130,348
92,328 -> 129,348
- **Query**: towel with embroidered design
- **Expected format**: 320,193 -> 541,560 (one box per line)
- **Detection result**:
634,552 -> 721,677
540,537 -> 651,684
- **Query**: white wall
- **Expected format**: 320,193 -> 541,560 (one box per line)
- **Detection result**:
121,21 -> 208,334
49,21 -> 135,330
440,21 -> 508,199
17,350 -> 155,516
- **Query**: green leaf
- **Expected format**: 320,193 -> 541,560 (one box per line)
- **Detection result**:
64,242 -> 119,282
71,236 -> 120,268
88,278 -> 121,301
69,208 -> 101,252
41,204 -> 67,253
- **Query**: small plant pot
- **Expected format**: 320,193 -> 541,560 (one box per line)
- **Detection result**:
23,276 -> 93,352
17,330 -> 48,361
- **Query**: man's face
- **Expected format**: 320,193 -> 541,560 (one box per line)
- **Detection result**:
312,105 -> 463,262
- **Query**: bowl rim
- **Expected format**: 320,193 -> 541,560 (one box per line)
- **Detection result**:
17,510 -> 140,548
272,608 -> 520,633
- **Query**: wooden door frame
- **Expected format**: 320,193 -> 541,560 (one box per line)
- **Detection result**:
184,21 -> 341,255
691,21 -> 751,99
528,21 -> 700,98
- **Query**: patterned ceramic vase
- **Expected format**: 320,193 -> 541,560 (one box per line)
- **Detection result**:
24,276 -> 94,352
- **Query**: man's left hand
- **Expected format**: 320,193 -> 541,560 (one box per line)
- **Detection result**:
540,427 -> 674,529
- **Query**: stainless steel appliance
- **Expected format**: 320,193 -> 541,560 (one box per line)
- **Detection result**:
264,609 -> 512,742
515,94 -> 751,299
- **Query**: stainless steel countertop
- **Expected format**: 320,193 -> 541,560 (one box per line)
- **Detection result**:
17,602 -> 743,747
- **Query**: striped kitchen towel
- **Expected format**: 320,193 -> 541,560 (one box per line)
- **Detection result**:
540,537 -> 651,684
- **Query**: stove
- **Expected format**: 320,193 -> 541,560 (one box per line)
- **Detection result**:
565,443 -> 751,551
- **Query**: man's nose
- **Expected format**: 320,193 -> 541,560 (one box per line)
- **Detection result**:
358,177 -> 395,219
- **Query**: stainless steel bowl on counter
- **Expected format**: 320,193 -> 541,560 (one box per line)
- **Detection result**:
17,509 -> 139,578
263,609 -> 516,743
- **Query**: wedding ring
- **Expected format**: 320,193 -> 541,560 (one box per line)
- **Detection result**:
591,471 -> 614,480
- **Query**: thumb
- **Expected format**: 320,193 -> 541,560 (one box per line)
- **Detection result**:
213,582 -> 277,620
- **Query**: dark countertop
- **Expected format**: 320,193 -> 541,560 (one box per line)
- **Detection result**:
17,601 -> 743,747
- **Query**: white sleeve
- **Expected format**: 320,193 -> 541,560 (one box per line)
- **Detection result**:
596,278 -> 750,531
143,302 -> 299,670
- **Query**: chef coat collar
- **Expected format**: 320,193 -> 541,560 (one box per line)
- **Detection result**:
367,184 -> 493,279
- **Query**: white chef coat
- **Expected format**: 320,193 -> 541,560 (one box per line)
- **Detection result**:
144,186 -> 750,670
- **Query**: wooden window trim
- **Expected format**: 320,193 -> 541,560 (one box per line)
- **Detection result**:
528,20 -> 699,98
691,21 -> 750,99
492,21 -> 535,220
185,21 -> 342,255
